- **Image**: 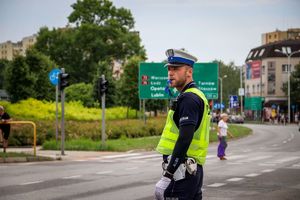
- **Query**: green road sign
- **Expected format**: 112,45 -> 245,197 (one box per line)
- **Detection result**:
244,96 -> 263,110
139,62 -> 218,99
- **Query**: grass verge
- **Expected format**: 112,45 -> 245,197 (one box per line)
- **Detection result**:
42,124 -> 252,151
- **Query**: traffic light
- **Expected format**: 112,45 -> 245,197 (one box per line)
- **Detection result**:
58,72 -> 70,91
99,77 -> 109,97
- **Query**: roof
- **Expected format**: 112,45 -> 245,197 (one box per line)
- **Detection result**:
245,39 -> 300,62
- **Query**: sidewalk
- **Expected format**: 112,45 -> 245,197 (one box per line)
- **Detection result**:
4,146 -> 117,161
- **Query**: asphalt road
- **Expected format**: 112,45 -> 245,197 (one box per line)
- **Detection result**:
0,124 -> 299,200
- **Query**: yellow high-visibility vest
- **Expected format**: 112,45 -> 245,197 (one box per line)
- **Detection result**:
156,88 -> 211,165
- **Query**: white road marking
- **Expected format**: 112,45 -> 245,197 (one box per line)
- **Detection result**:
226,177 -> 244,182
259,163 -> 276,166
62,175 -> 82,179
97,160 -> 115,163
124,154 -> 161,160
206,155 -> 215,159
261,169 -> 275,173
96,170 -> 113,175
125,167 -> 138,171
245,173 -> 260,177
75,160 -> 87,162
207,183 -> 226,187
20,180 -> 43,185
226,155 -> 248,160
272,156 -> 300,164
272,144 -> 278,147
227,162 -> 244,165
146,157 -> 163,161
283,141 -> 287,144
102,153 -> 142,159
246,155 -> 272,162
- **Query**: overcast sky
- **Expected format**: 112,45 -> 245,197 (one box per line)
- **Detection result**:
0,0 -> 299,66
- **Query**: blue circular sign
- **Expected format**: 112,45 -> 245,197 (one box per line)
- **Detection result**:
49,69 -> 61,86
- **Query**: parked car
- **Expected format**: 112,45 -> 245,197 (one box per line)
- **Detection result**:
228,115 -> 244,124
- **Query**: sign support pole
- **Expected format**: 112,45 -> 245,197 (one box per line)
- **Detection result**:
101,75 -> 106,148
55,85 -> 59,143
60,68 -> 65,156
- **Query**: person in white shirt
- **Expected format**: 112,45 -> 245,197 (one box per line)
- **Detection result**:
217,113 -> 233,160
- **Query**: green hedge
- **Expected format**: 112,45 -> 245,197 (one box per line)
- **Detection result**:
8,117 -> 167,146
1,98 -> 137,121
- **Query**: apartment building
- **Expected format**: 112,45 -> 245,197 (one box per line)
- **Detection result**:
0,34 -> 37,60
244,39 -> 300,121
261,28 -> 300,45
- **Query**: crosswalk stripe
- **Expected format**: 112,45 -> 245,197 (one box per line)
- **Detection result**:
102,153 -> 142,159
124,154 -> 161,160
207,183 -> 226,187
272,156 -> 300,163
226,177 -> 244,182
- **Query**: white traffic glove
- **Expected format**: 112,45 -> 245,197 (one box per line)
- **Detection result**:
154,176 -> 171,200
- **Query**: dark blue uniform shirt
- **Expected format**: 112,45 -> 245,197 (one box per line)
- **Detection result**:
173,81 -> 204,130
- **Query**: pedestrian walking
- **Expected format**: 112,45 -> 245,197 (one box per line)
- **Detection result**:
217,113 -> 234,160
155,49 -> 211,199
0,105 -> 11,153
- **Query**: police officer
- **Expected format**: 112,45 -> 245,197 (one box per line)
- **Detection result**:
154,49 -> 210,200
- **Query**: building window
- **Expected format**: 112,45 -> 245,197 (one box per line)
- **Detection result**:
247,51 -> 253,59
268,35 -> 271,39
257,84 -> 260,93
252,85 -> 255,94
254,50 -> 259,57
262,65 -> 265,74
282,64 -> 290,72
259,48 -> 265,57
268,61 -> 276,95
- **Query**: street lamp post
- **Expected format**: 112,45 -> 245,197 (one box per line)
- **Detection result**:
219,75 -> 227,113
275,47 -> 300,123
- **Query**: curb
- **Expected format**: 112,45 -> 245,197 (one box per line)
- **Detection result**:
0,156 -> 58,163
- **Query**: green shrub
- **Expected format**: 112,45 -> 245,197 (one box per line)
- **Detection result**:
7,117 -> 166,146
1,98 -> 136,121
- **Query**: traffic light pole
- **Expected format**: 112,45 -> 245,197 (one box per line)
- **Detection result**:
101,75 -> 106,148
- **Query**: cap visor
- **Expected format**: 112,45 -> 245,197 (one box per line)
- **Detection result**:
164,63 -> 185,68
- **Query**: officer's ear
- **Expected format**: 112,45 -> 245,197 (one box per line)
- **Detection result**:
185,66 -> 193,77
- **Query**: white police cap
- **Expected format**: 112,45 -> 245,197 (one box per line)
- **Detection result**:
164,49 -> 198,67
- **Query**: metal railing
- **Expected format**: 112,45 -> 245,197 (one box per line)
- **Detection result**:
1,121 -> 37,156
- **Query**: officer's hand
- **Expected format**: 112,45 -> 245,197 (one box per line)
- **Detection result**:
154,176 -> 171,200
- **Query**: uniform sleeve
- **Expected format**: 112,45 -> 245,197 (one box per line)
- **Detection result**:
177,93 -> 203,127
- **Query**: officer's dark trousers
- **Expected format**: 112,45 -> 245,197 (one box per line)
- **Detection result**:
164,165 -> 203,200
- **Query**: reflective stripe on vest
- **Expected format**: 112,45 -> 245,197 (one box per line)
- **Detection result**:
156,88 -> 211,165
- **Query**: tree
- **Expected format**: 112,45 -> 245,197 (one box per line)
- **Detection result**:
0,59 -> 10,89
146,99 -> 167,117
25,49 -> 57,101
34,0 -> 146,87
5,56 -> 35,103
65,83 -> 95,107
92,60 -> 117,108
214,60 -> 240,109
119,56 -> 141,113
282,62 -> 300,104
